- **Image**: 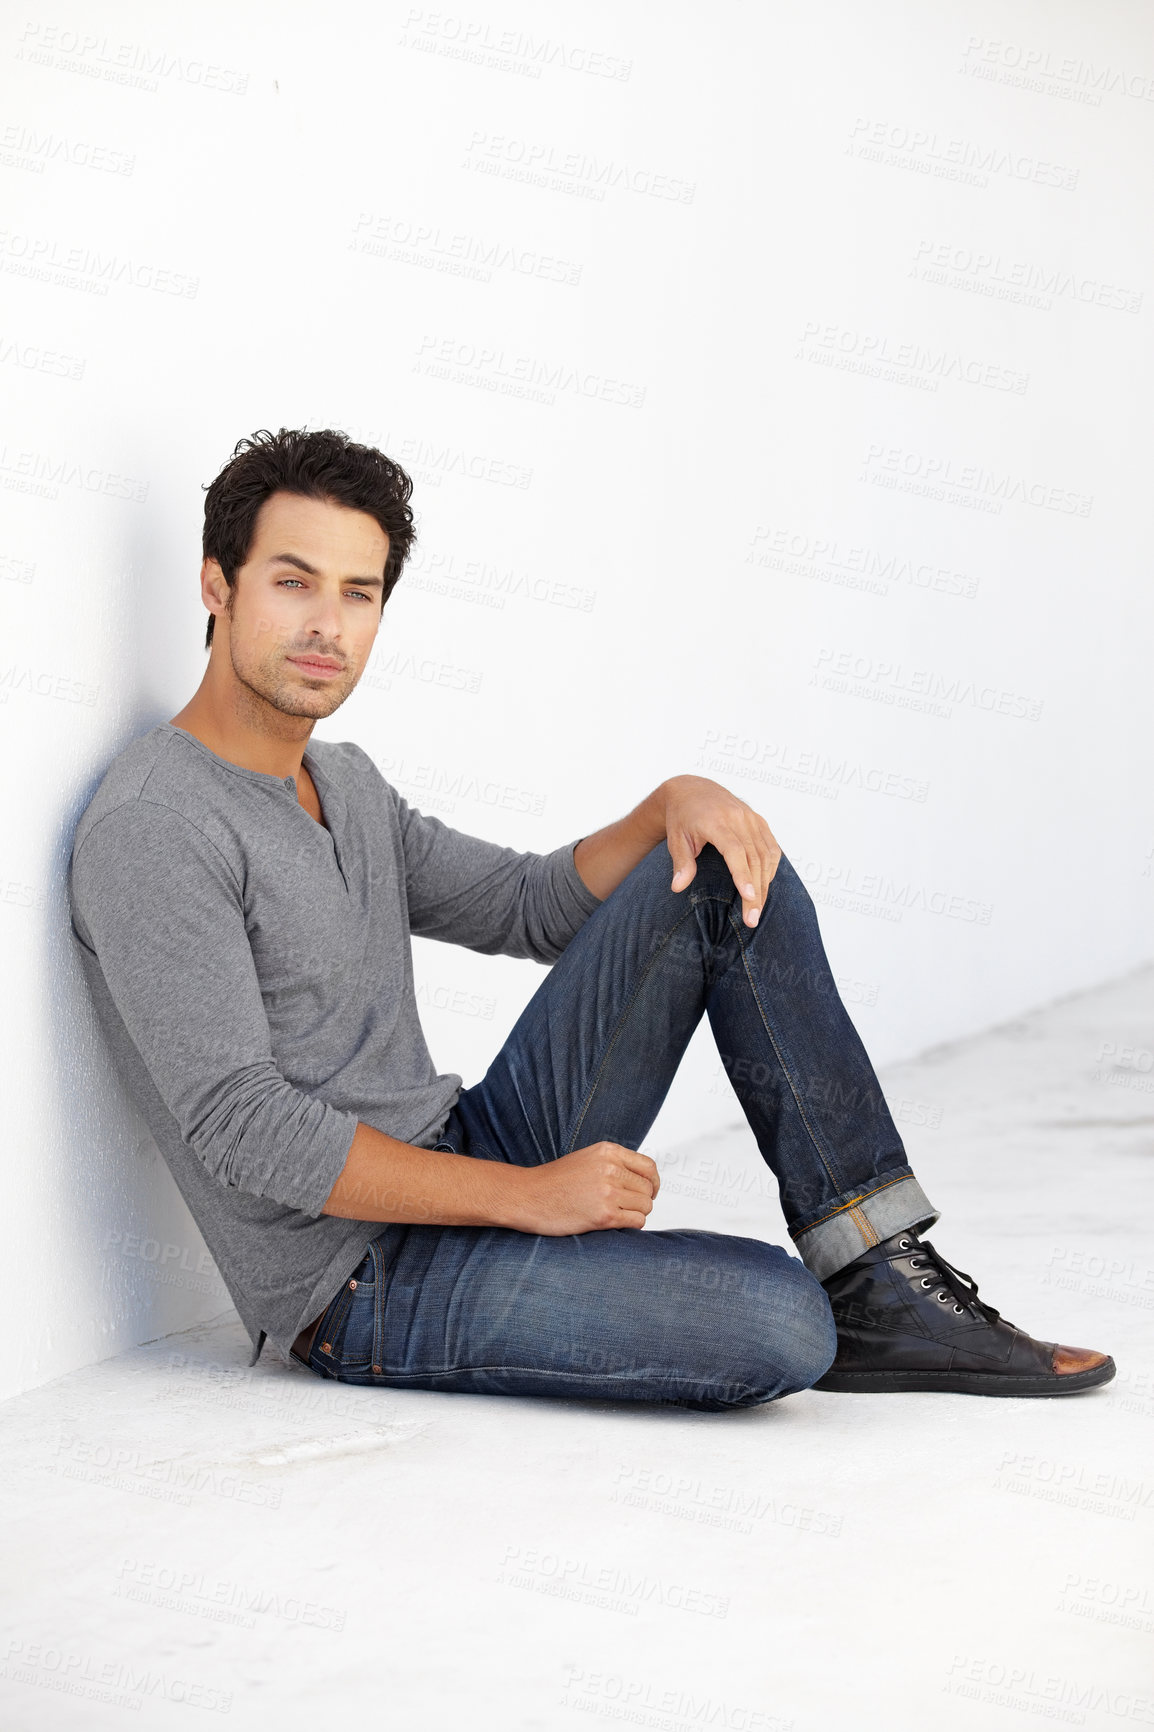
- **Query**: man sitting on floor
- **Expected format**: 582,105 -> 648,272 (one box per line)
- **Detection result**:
68,427 -> 1114,1408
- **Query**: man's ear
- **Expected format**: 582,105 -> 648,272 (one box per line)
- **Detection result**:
201,557 -> 230,619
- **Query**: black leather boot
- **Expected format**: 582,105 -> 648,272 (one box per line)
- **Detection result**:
812,1228 -> 1115,1395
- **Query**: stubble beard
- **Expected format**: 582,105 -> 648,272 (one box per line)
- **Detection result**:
229,633 -> 356,723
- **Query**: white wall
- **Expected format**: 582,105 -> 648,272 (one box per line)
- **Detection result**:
3,0 -> 1151,1399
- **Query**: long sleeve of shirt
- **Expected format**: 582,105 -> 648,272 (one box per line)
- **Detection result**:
69,800 -> 361,1217
395,786 -> 602,963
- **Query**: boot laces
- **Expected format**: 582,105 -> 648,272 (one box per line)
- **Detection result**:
896,1234 -> 1003,1323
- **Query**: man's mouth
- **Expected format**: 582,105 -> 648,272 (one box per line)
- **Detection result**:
288,655 -> 344,678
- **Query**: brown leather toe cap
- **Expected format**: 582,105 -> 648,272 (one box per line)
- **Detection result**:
1052,1344 -> 1111,1375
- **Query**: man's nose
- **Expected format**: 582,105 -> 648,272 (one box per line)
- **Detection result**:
303,588 -> 345,641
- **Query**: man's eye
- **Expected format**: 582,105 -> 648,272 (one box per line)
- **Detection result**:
277,579 -> 374,601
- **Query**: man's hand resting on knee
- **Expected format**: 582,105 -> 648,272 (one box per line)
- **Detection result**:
508,1142 -> 661,1234
321,1121 -> 660,1236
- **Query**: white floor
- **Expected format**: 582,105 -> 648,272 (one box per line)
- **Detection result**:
2,969 -> 1152,1731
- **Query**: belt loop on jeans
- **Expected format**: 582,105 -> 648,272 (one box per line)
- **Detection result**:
369,1235 -> 387,1376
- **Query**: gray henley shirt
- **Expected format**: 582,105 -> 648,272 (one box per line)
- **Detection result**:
68,722 -> 604,1366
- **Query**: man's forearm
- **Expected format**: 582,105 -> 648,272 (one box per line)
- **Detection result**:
572,783 -> 669,902
321,1120 -> 529,1227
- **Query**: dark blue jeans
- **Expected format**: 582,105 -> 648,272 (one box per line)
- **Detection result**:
298,842 -> 939,1410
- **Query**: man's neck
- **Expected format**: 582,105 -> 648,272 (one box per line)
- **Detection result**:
168,686 -> 316,784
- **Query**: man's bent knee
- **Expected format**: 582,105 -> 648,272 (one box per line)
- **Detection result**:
714,1255 -> 837,1407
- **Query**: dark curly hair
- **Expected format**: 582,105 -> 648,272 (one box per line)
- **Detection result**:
201,427 -> 417,650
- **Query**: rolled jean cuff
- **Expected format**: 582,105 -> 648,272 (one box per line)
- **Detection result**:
790,1173 -> 940,1282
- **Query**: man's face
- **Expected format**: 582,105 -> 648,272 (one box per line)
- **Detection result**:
207,490 -> 388,720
